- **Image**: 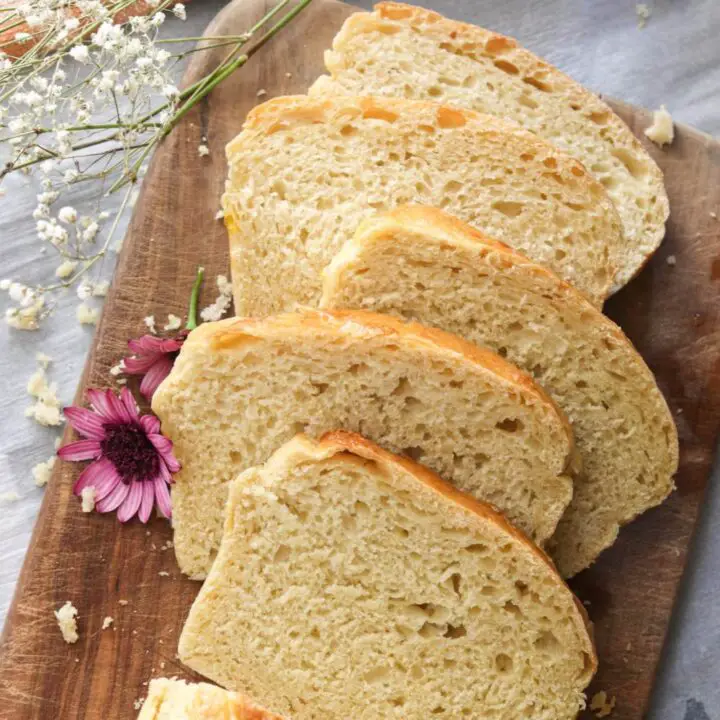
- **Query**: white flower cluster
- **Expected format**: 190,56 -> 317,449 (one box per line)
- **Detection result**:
0,0 -> 184,329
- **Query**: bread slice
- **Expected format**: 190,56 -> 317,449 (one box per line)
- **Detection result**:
320,205 -> 679,576
223,94 -> 624,312
179,432 -> 597,720
138,678 -> 284,720
152,308 -> 575,578
310,1 -> 669,292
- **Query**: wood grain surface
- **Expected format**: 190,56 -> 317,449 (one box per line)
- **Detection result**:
0,1 -> 719,718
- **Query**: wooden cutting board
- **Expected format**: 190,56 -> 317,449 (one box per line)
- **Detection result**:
1,1 -> 719,717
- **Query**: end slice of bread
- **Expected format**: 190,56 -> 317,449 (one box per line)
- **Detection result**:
224,94 -> 624,312
152,308 -> 575,578
320,205 -> 679,575
179,432 -> 597,720
138,678 -> 284,720
310,1 -> 669,292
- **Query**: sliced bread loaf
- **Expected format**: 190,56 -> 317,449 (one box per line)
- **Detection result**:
310,1 -> 669,292
138,678 -> 283,720
179,432 -> 596,720
320,205 -> 679,576
152,308 -> 574,578
223,95 -> 624,311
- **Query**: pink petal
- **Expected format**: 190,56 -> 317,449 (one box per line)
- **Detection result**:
58,439 -> 101,462
139,354 -> 174,399
119,387 -> 140,420
151,436 -> 181,474
139,414 -> 161,435
138,481 -> 155,523
157,458 -> 172,485
87,388 -> 126,423
123,354 -> 161,375
128,335 -> 167,354
116,481 -> 143,522
63,406 -> 106,440
153,475 -> 172,518
73,457 -> 119,496
95,480 -> 130,513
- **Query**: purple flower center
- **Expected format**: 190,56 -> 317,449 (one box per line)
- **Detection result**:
101,422 -> 160,484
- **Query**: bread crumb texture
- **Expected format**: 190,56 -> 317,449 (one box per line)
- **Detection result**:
32,455 -> 56,487
225,95 -> 624,311
644,105 -> 674,147
179,433 -> 595,720
137,678 -> 284,720
310,3 -> 669,292
55,601 -> 79,644
320,205 -> 678,576
590,690 -> 616,718
153,309 -> 575,578
25,364 -> 63,427
635,3 -> 651,28
81,486 -> 96,512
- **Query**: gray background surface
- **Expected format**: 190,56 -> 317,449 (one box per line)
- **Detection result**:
1,1 -> 718,718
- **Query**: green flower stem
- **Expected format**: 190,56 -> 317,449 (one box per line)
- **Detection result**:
185,266 -> 205,331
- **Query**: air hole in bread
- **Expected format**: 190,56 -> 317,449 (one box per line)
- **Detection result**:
503,600 -> 522,616
516,92 -> 539,110
428,85 -> 443,98
515,580 -> 529,596
494,59 -> 519,75
270,180 -> 286,199
565,201 -> 588,212
354,500 -> 370,516
273,544 -> 291,562
362,106 -> 399,123
465,543 -> 489,555
589,110 -> 610,126
363,666 -> 389,683
340,124 -> 357,137
492,200 -> 524,218
444,623 -> 467,639
534,630 -> 562,653
485,35 -> 514,55
523,75 -> 553,92
496,418 -> 522,433
436,107 -> 466,129
495,653 -> 514,673
449,572 -> 462,596
611,148 -> 649,179
402,446 -> 425,462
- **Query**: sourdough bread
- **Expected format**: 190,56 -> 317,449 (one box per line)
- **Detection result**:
138,678 -> 284,720
179,432 -> 596,720
152,308 -> 574,578
320,206 -> 679,576
310,1 -> 669,292
223,95 -> 624,311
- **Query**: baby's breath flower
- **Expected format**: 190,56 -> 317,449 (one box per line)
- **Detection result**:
58,207 -> 78,224
69,45 -> 90,63
0,0 -> 313,333
162,83 -> 180,100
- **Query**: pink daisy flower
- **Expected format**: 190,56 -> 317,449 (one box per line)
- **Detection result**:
122,266 -> 204,399
123,333 -> 188,399
58,387 -> 180,522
